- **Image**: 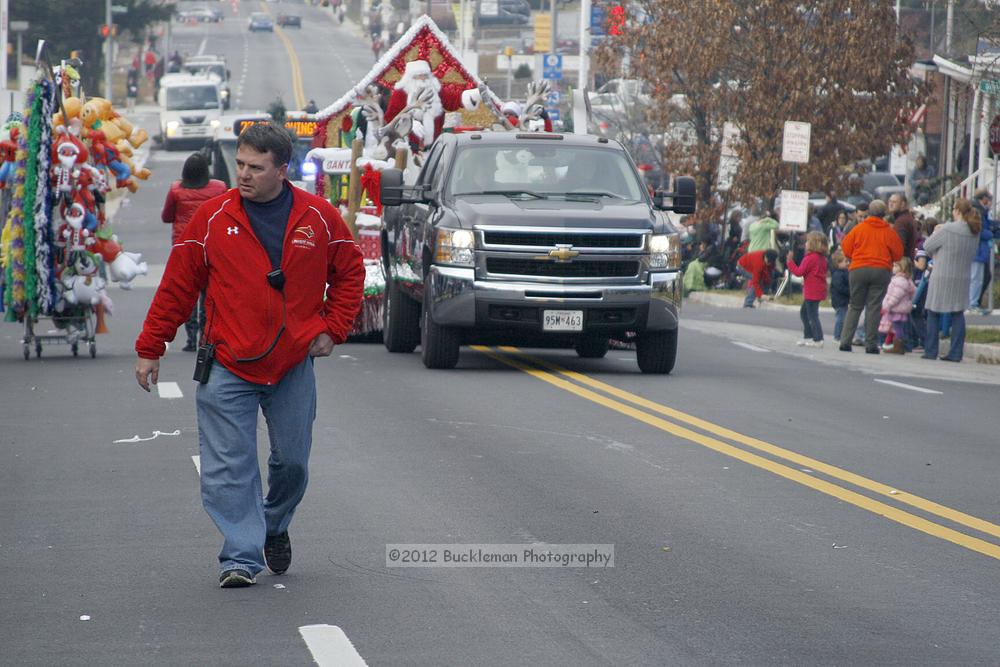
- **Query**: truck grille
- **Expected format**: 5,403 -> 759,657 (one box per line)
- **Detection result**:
486,258 -> 640,278
482,231 -> 643,249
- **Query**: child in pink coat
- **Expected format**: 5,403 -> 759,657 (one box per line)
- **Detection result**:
787,232 -> 830,347
879,257 -> 916,354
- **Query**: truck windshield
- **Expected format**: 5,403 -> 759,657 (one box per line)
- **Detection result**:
165,85 -> 219,110
449,145 -> 645,201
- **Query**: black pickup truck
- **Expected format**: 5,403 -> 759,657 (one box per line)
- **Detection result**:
379,131 -> 695,373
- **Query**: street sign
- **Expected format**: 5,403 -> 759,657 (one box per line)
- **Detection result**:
480,0 -> 499,16
779,190 -> 809,232
990,115 -> 1000,155
111,4 -> 128,14
542,53 -> 562,80
781,120 -> 811,164
590,5 -> 606,36
546,91 -> 560,106
533,14 -> 552,53
10,20 -> 29,32
717,122 -> 741,191
979,79 -> 1000,95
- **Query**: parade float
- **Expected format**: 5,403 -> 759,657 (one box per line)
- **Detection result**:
0,44 -> 151,358
306,16 -> 553,337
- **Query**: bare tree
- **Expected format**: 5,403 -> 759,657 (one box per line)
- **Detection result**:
596,0 -> 930,215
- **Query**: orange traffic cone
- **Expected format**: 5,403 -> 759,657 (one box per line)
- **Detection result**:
95,303 -> 109,334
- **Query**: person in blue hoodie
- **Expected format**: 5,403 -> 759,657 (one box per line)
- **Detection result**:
830,248 -> 851,341
968,213 -> 994,313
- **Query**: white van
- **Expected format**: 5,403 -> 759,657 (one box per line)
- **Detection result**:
157,74 -> 222,150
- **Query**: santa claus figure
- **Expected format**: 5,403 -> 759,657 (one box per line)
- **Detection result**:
384,59 -> 480,148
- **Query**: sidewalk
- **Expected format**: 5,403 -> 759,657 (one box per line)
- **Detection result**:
685,290 -> 1000,367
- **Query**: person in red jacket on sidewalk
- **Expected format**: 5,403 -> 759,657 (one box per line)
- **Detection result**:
736,248 -> 778,307
837,199 -> 904,354
160,153 -> 227,350
786,231 -> 829,347
135,124 -> 365,588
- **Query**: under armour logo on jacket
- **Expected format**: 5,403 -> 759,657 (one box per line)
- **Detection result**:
227,226 -> 239,235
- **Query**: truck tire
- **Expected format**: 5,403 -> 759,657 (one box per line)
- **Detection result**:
575,335 -> 609,359
635,329 -> 677,374
383,277 -> 420,353
421,304 -> 461,369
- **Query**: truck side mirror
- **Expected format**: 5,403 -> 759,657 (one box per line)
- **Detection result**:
380,168 -> 405,207
655,176 -> 696,214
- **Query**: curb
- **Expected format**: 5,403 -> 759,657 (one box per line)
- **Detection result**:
685,290 -> 1000,365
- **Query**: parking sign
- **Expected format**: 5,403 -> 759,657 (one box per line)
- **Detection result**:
542,54 -> 563,80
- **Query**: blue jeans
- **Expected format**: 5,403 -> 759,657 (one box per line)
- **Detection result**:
800,299 -> 823,341
969,262 -> 985,309
833,306 -> 846,341
196,357 -> 317,575
737,267 -> 756,306
923,310 -> 966,361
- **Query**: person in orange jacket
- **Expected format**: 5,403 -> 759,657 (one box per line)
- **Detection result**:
837,199 -> 903,353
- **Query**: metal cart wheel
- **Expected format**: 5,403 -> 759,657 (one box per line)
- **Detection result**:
89,341 -> 96,358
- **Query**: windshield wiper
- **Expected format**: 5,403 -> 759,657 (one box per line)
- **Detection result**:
561,190 -> 628,200
455,190 -> 548,199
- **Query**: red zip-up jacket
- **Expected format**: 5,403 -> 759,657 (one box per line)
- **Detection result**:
161,179 -> 228,244
737,250 -> 774,298
786,251 -> 828,301
136,184 -> 365,385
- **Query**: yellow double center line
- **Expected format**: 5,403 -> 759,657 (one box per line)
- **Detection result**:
259,1 -> 307,110
473,345 -> 1000,561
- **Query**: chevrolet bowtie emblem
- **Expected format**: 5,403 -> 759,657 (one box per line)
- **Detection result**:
547,246 -> 580,262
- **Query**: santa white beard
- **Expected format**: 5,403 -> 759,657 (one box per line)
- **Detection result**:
400,77 -> 444,145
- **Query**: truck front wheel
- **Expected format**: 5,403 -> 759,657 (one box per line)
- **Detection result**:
635,329 -> 677,374
421,305 -> 461,369
383,277 -> 420,353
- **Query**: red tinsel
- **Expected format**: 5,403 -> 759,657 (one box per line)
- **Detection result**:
360,164 -> 382,215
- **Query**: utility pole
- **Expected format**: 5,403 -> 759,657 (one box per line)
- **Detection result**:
945,0 -> 954,56
550,0 -> 558,56
578,0 -> 589,90
104,0 -> 113,100
1,0 -> 9,89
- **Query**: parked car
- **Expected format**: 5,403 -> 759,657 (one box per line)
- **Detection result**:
208,8 -> 224,21
277,14 -> 302,27
476,8 -> 531,26
248,12 -> 274,32
863,172 -> 905,202
378,132 -> 696,373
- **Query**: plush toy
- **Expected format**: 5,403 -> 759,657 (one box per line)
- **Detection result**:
92,236 -> 148,289
88,129 -> 136,192
80,97 -> 149,150
51,128 -> 90,199
53,96 -> 83,129
61,271 -> 106,306
58,198 -> 98,249
0,132 -> 17,188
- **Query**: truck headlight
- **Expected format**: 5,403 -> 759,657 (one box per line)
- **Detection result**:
435,228 -> 475,267
165,120 -> 180,137
649,233 -> 680,270
210,119 -> 221,129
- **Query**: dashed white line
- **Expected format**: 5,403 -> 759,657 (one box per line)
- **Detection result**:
732,341 -> 770,353
298,625 -> 367,667
873,378 -> 943,395
191,455 -> 201,476
157,381 -> 184,399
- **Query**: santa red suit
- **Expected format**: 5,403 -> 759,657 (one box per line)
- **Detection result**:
384,59 -> 479,147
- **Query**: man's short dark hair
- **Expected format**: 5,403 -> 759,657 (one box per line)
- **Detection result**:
764,249 -> 778,264
237,122 -> 293,167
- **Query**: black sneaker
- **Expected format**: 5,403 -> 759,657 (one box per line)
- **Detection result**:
219,568 -> 256,588
182,341 -> 197,352
264,531 -> 291,575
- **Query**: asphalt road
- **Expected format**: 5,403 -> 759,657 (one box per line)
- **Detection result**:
2,3 -> 999,665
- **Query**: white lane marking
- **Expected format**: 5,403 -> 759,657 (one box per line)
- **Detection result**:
157,381 -> 184,399
873,378 -> 943,395
114,430 -> 182,444
732,341 -> 770,353
197,37 -> 207,55
298,625 -> 367,667
192,455 -> 201,476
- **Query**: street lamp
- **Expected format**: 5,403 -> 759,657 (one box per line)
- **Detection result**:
10,20 -> 29,90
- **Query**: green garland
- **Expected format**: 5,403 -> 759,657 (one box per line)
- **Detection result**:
21,83 -> 43,319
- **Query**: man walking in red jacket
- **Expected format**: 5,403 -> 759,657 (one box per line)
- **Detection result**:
135,124 -> 365,587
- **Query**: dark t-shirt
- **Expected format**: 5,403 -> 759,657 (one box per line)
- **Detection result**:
243,182 -> 292,270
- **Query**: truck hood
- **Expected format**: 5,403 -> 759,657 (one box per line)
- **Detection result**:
452,197 -> 662,231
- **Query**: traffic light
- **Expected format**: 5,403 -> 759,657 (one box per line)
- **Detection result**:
100,24 -> 110,38
609,5 -> 625,36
